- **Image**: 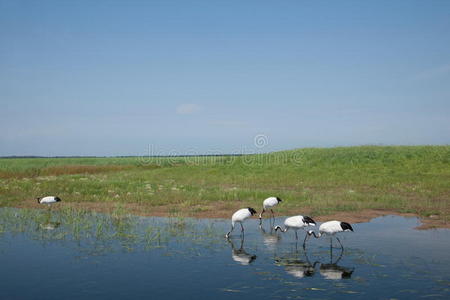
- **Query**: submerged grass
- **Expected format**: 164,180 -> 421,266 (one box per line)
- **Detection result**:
0,207 -> 225,255
0,146 -> 449,223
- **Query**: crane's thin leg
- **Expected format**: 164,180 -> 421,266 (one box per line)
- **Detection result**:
335,236 -> 344,250
295,230 -> 298,240
270,209 -> 274,221
226,224 -> 234,238
259,209 -> 265,225
334,247 -> 344,265
240,223 -> 244,237
302,233 -> 308,249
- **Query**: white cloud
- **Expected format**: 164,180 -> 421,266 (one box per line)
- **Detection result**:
176,103 -> 202,115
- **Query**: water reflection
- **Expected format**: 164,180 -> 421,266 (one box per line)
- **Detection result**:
228,237 -> 257,265
275,248 -> 355,280
319,263 -> 354,280
39,221 -> 61,231
275,250 -> 318,278
1,208 -> 449,299
259,222 -> 281,251
318,249 -> 354,280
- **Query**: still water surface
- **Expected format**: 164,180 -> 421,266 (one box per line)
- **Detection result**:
0,208 -> 449,299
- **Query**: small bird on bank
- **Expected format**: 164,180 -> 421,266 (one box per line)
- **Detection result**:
306,220 -> 354,249
226,207 -> 257,238
259,196 -> 283,224
274,215 -> 316,246
37,196 -> 61,208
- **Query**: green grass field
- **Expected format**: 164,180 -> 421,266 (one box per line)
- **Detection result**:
1,146 -> 449,224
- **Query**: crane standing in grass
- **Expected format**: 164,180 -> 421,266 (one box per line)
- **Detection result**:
226,207 -> 257,238
37,196 -> 61,210
306,220 -> 354,250
259,196 -> 283,224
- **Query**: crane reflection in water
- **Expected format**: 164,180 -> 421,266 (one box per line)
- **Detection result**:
39,221 -> 61,231
319,247 -> 355,280
275,247 -> 354,280
259,220 -> 281,251
227,237 -> 257,266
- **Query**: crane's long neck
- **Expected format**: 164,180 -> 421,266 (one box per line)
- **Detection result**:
274,225 -> 288,233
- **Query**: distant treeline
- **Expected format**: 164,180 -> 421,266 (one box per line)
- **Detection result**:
0,154 -> 245,159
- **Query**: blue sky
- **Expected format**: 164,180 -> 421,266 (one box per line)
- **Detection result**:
1,0 -> 449,156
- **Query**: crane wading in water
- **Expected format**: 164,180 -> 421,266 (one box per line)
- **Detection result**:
226,207 -> 257,238
259,196 -> 283,224
274,215 -> 316,247
306,220 -> 354,250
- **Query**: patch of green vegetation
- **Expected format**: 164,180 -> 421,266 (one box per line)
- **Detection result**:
0,146 -> 449,221
0,207 -> 225,255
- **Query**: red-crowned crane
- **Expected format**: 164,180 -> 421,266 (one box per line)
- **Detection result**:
225,207 -> 257,238
37,196 -> 61,209
259,196 -> 282,224
274,215 -> 316,247
307,220 -> 354,249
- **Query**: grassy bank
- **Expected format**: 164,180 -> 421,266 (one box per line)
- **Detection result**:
0,146 -> 449,226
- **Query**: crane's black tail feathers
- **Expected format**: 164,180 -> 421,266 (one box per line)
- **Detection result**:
303,216 -> 316,225
340,222 -> 353,232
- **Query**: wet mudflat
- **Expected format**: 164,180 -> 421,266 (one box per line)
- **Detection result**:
0,208 -> 449,299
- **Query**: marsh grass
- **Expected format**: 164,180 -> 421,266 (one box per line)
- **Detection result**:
0,146 -> 449,222
0,207 -> 225,255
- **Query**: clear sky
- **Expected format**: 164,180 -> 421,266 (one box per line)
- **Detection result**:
1,0 -> 449,156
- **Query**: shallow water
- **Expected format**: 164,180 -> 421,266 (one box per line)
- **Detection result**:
0,208 -> 449,299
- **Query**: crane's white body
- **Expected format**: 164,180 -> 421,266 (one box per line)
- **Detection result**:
318,221 -> 352,236
231,208 -> 253,225
263,197 -> 280,209
226,207 -> 257,238
259,196 -> 282,223
307,220 -> 354,249
284,215 -> 316,230
274,215 -> 316,242
38,196 -> 61,205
